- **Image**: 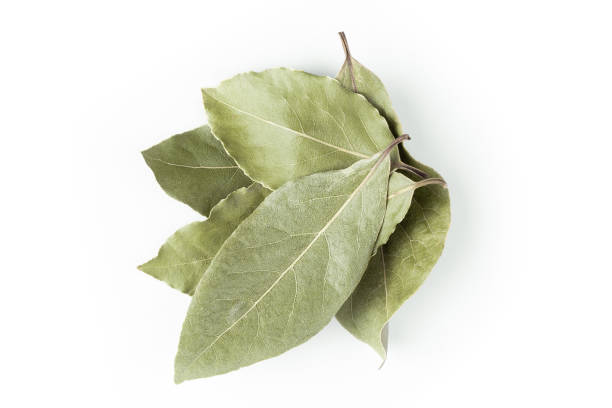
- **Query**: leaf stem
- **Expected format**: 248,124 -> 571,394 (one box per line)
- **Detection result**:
338,32 -> 357,92
388,134 -> 430,179
387,177 -> 447,200
380,134 -> 411,159
391,162 -> 429,179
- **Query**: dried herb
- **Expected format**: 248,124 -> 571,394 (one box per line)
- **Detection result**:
139,33 -> 450,381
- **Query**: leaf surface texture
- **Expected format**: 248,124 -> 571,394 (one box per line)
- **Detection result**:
138,184 -> 270,294
337,52 -> 403,137
175,154 -> 390,381
336,159 -> 450,358
203,68 -> 396,189
142,125 -> 251,216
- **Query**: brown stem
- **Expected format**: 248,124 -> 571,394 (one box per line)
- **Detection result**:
338,32 -> 357,92
373,134 -> 412,170
381,134 -> 411,156
392,162 -> 429,179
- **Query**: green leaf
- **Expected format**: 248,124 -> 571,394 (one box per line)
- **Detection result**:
174,153 -> 391,381
336,32 -> 403,137
142,125 -> 252,216
138,184 -> 270,295
202,68 -> 397,189
336,161 -> 450,359
374,172 -> 416,250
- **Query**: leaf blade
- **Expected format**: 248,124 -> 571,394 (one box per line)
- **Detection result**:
203,68 -> 396,189
175,154 -> 390,381
142,125 -> 252,216
375,172 -> 416,249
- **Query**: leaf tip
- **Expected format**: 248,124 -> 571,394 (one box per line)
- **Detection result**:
173,373 -> 184,384
378,356 -> 387,370
174,358 -> 191,384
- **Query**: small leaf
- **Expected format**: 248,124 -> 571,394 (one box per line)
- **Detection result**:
142,125 -> 252,216
202,68 -> 397,189
138,184 -> 270,295
336,32 -> 403,137
174,153 -> 391,381
336,161 -> 450,359
375,172 -> 416,249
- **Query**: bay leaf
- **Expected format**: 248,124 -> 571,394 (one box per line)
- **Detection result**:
374,172 -> 416,249
202,68 -> 397,189
336,32 -> 403,137
336,161 -> 450,359
142,125 -> 252,216
174,153 -> 391,381
138,183 -> 270,295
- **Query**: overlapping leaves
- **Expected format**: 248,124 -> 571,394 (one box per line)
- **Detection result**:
140,33 -> 450,381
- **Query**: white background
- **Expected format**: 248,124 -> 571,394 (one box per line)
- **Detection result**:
2,1 -> 611,407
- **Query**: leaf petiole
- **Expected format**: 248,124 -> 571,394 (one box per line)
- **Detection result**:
391,161 -> 430,179
338,31 -> 357,92
387,177 -> 447,200
379,134 -> 410,162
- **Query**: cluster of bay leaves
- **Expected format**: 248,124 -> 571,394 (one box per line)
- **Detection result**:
140,33 -> 450,382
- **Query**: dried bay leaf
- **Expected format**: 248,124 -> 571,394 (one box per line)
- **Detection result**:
137,33 -> 453,380
336,32 -> 403,137
375,172 -> 416,249
202,68 -> 397,189
138,184 -> 270,295
142,125 -> 252,216
336,161 -> 450,359
174,153 -> 391,381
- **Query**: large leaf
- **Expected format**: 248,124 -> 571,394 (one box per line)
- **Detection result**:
174,153 -> 391,381
336,32 -> 403,137
336,160 -> 450,359
138,184 -> 270,295
142,125 -> 252,216
202,68 -> 397,189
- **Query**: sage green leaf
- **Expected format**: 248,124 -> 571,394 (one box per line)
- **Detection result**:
202,68 -> 397,189
374,172 -> 416,250
336,32 -> 403,137
142,125 -> 252,216
138,184 -> 270,295
336,160 -> 450,359
174,153 -> 391,381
